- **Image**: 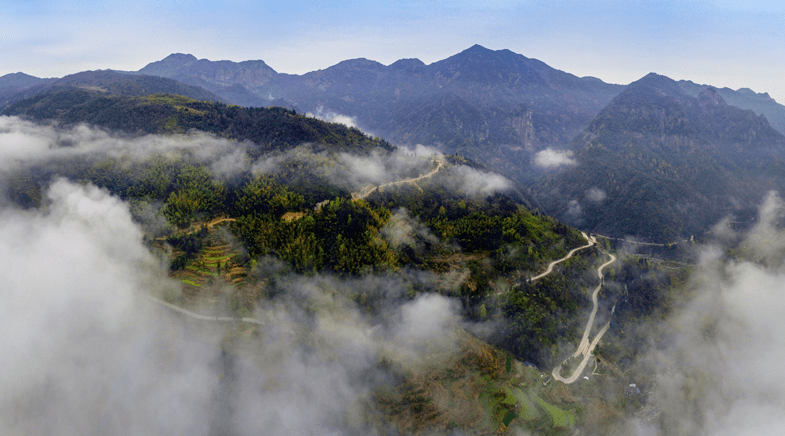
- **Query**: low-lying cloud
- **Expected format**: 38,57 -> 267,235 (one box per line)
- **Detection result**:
451,164 -> 510,195
0,177 -> 469,435
587,187 -> 607,203
630,190 -> 785,435
1,115 -> 512,206
0,179 -> 217,435
0,115 -> 248,176
382,208 -> 440,253
534,148 -> 576,168
306,106 -> 359,129
251,143 -> 509,197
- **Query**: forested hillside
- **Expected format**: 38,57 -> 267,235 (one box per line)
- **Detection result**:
3,89 -> 392,156
1,88 -> 684,434
0,70 -> 223,112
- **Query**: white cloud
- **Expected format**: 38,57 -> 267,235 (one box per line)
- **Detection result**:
397,144 -> 444,158
306,107 -> 359,129
452,165 -> 510,195
0,115 -> 245,175
381,208 -> 439,252
0,179 -> 219,435
567,199 -> 582,218
586,187 -> 607,202
534,148 -> 576,168
0,177 -> 470,434
393,293 -> 462,358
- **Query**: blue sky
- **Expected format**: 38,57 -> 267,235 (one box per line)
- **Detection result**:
2,0 -> 783,103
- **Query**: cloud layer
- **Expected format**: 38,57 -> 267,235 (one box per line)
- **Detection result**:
633,191 -> 785,435
0,177 -> 467,434
0,179 -> 219,435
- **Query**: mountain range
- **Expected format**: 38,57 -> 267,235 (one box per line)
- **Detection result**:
3,45 -> 783,434
3,45 -> 785,242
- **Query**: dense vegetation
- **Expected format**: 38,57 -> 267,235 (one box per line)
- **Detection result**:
3,90 -> 394,157
3,91 -> 596,366
1,89 -> 684,434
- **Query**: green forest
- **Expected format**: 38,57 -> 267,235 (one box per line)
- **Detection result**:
2,91 -> 684,435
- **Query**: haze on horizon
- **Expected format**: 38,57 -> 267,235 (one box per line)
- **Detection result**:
1,0 -> 783,104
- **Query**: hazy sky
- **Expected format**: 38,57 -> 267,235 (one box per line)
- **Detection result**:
2,0 -> 784,103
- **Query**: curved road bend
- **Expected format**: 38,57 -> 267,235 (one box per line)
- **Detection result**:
352,159 -> 444,201
529,232 -> 596,283
499,232 -> 596,297
551,249 -> 617,384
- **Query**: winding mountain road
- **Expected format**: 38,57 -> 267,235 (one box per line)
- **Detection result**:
498,232 -> 597,297
551,249 -> 617,384
351,159 -> 444,200
529,233 -> 596,283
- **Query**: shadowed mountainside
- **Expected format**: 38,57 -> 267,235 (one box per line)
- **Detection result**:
534,73 -> 785,242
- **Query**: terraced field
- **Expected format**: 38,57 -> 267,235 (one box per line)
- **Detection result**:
160,220 -> 248,294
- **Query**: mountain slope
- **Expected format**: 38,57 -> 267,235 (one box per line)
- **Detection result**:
0,73 -> 56,109
535,73 -> 785,241
0,72 -> 49,93
137,53 -> 278,107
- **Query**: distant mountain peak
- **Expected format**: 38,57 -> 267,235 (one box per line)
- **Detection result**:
331,58 -> 385,70
1,72 -> 40,80
163,53 -> 197,62
0,72 -> 47,93
633,72 -> 675,85
388,58 -> 426,74
139,53 -> 198,76
466,44 -> 490,52
455,44 -> 499,60
628,72 -> 684,97
389,58 -> 425,68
